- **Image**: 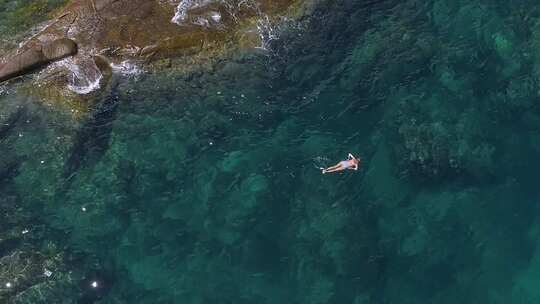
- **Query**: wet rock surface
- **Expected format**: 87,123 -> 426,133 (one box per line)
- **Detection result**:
0,0 -> 303,101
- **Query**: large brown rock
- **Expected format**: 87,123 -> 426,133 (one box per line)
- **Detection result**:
42,38 -> 78,61
0,38 -> 77,83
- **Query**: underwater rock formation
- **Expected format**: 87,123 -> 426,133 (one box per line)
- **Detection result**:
0,249 -> 79,304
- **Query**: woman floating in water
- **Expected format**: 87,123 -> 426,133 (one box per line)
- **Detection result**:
321,153 -> 360,174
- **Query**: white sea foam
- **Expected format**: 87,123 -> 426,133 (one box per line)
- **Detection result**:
171,0 -> 191,24
210,11 -> 222,23
55,57 -> 103,95
111,60 -> 143,76
68,66 -> 102,95
171,0 -> 214,25
255,15 -> 279,51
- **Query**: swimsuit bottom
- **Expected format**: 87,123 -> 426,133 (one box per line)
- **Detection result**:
340,160 -> 351,169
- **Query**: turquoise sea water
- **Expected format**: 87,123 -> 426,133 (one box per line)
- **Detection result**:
3,0 -> 540,303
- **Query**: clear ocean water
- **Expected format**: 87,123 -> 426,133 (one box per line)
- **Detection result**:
2,0 -> 540,303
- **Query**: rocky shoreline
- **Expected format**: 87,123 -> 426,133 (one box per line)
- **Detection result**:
0,0 -> 307,109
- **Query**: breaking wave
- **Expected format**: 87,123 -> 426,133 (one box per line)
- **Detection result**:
255,15 -> 280,51
111,60 -> 143,76
171,0 -> 215,25
60,57 -> 103,95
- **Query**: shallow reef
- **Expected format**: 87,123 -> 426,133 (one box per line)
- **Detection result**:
2,0 -> 540,303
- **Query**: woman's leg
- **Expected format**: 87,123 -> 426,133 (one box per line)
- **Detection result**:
325,167 -> 344,173
323,164 -> 339,171
323,163 -> 344,173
